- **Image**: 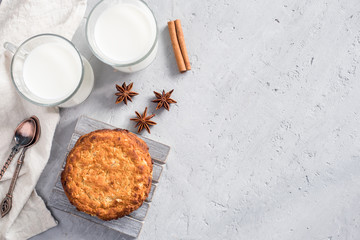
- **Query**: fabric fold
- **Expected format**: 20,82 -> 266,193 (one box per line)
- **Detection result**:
0,0 -> 87,239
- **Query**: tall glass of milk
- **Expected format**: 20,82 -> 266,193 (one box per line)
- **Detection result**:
86,0 -> 158,73
4,34 -> 94,107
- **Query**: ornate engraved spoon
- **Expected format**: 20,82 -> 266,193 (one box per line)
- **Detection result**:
0,118 -> 36,181
1,116 -> 40,218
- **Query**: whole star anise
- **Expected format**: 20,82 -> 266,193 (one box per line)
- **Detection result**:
115,82 -> 138,105
130,107 -> 157,133
152,89 -> 177,111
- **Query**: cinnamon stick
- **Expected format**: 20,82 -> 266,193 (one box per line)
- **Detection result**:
175,19 -> 191,70
168,20 -> 186,73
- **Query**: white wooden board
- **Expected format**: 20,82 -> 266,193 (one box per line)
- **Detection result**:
48,115 -> 170,238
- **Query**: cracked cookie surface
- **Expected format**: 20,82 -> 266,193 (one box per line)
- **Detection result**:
61,129 -> 152,221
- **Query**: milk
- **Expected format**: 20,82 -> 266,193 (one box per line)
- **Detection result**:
23,42 -> 82,100
93,2 -> 157,69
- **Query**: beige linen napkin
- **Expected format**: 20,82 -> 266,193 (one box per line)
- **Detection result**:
0,0 -> 86,239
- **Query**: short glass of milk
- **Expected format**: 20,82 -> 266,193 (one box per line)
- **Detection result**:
5,34 -> 94,107
86,0 -> 158,72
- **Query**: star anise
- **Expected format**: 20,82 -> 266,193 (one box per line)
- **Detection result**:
115,82 -> 138,105
152,89 -> 177,111
130,107 -> 157,133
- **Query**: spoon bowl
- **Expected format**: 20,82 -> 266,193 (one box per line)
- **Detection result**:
29,116 -> 41,145
14,118 -> 36,148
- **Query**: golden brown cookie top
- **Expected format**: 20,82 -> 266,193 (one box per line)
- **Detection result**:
61,129 -> 152,220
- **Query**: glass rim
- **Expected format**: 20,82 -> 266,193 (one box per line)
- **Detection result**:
85,0 -> 159,67
10,33 -> 84,107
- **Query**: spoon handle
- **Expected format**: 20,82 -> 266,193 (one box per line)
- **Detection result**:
0,148 -> 26,218
0,146 -> 19,181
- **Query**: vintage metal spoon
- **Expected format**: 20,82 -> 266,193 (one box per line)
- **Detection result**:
0,118 -> 36,181
1,116 -> 40,218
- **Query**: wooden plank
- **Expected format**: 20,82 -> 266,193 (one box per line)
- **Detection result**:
146,184 -> 156,202
75,115 -> 114,134
138,137 -> 170,164
152,163 -> 163,183
74,115 -> 170,164
55,176 -> 63,190
67,132 -> 81,151
49,189 -> 143,238
61,155 -> 67,168
128,202 -> 149,220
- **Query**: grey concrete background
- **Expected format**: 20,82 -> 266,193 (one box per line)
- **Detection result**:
33,0 -> 360,239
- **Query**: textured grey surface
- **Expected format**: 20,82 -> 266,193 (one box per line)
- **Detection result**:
33,0 -> 360,239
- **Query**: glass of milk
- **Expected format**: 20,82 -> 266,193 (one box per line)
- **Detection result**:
4,34 -> 94,107
86,0 -> 158,72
